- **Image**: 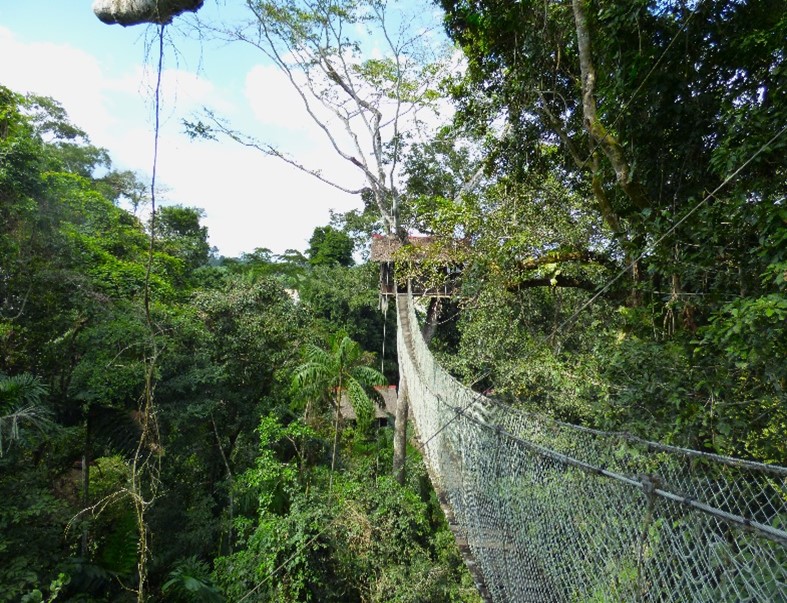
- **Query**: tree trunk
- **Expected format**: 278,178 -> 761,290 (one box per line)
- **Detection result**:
421,298 -> 441,343
81,413 -> 91,557
393,374 -> 409,485
329,381 -> 342,494
211,415 -> 234,555
572,0 -> 649,212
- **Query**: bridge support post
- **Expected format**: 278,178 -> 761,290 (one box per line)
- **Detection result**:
393,375 -> 409,485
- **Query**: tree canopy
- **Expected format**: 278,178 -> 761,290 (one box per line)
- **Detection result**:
307,225 -> 355,267
416,0 -> 787,460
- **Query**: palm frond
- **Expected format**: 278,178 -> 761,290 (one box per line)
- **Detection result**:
0,373 -> 52,456
300,343 -> 333,367
336,335 -> 362,366
292,361 -> 334,395
0,403 -> 54,456
292,333 -> 386,430
0,372 -> 48,409
347,379 -> 374,434
350,365 -> 387,389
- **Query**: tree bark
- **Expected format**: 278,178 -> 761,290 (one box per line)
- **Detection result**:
211,414 -> 234,555
393,374 -> 409,485
421,298 -> 442,344
329,377 -> 343,494
572,0 -> 650,212
81,413 -> 91,557
506,274 -> 599,293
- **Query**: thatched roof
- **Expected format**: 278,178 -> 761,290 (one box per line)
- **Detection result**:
338,385 -> 398,421
370,235 -> 467,263
93,0 -> 203,25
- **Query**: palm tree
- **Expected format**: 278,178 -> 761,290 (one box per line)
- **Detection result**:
292,333 -> 386,489
0,372 -> 51,456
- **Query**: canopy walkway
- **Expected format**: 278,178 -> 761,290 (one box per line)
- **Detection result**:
396,292 -> 787,603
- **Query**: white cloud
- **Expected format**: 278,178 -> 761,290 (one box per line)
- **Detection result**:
245,64 -> 310,130
0,26 -> 117,137
155,133 -> 361,256
0,24 -> 366,257
112,64 -> 235,116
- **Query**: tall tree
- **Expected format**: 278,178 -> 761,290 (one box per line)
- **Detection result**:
187,0 -> 458,481
438,0 -> 786,293
156,204 -> 211,273
189,0 -> 452,235
430,0 -> 787,457
307,225 -> 355,267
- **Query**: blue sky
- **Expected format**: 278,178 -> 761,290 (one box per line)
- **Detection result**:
0,0 -> 375,256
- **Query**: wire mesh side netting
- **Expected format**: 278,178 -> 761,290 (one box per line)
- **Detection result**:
397,293 -> 787,603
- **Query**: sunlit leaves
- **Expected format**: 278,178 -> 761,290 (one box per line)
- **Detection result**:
292,332 -> 385,431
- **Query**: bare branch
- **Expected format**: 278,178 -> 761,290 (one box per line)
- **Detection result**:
205,111 -> 365,194
193,0 -> 451,235
244,7 -> 364,166
376,2 -> 403,188
517,250 -> 616,272
536,90 -> 586,170
452,122 -> 511,203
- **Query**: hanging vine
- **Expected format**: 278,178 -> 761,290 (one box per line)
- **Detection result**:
128,22 -> 167,603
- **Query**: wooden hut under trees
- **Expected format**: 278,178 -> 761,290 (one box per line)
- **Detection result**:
338,385 -> 398,427
371,234 -> 466,299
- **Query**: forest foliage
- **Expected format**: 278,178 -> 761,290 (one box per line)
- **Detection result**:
0,85 -> 475,601
1,0 -> 786,600
422,0 -> 786,462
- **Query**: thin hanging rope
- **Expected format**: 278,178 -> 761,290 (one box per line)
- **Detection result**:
132,22 -> 166,603
236,515 -> 341,603
143,22 -> 165,326
235,473 -> 342,602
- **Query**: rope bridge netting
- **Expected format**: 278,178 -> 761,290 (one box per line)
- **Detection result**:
396,292 -> 787,603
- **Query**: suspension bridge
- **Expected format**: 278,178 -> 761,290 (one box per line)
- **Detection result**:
396,291 -> 787,603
